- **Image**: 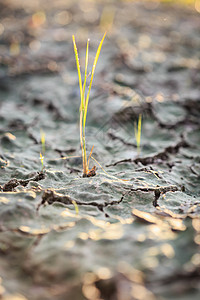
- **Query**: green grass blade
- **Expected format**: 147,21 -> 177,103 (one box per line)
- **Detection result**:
82,39 -> 89,107
79,109 -> 85,172
40,152 -> 44,171
72,35 -> 83,108
83,32 -> 106,128
72,200 -> 79,215
73,35 -> 87,174
137,114 -> 142,146
135,114 -> 142,154
87,145 -> 94,169
40,129 -> 45,156
134,122 -> 137,142
81,39 -> 90,175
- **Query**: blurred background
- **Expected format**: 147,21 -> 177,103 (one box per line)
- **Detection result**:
0,0 -> 200,99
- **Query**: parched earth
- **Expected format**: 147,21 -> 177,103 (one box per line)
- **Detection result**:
0,0 -> 200,299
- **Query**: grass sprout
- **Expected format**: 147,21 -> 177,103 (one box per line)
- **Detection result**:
72,33 -> 106,177
40,152 -> 44,171
134,114 -> 142,155
72,200 -> 79,215
40,129 -> 45,171
40,129 -> 45,156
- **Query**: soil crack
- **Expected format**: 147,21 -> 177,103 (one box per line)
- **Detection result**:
2,171 -> 45,192
108,132 -> 137,147
38,188 -> 124,211
123,184 -> 179,207
106,138 -> 190,167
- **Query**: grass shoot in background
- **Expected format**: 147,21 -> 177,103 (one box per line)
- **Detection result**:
72,200 -> 79,215
40,129 -> 45,171
134,114 -> 142,155
72,33 -> 106,177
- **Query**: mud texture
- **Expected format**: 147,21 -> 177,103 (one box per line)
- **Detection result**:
0,0 -> 200,299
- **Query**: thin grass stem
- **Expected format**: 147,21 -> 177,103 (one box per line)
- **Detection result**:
87,145 -> 94,169
83,32 -> 106,129
134,114 -> 142,155
72,35 -> 83,105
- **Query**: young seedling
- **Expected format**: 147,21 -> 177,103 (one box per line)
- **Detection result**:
134,114 -> 142,155
72,33 -> 106,177
40,152 -> 44,171
40,129 -> 45,171
72,200 -> 79,215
